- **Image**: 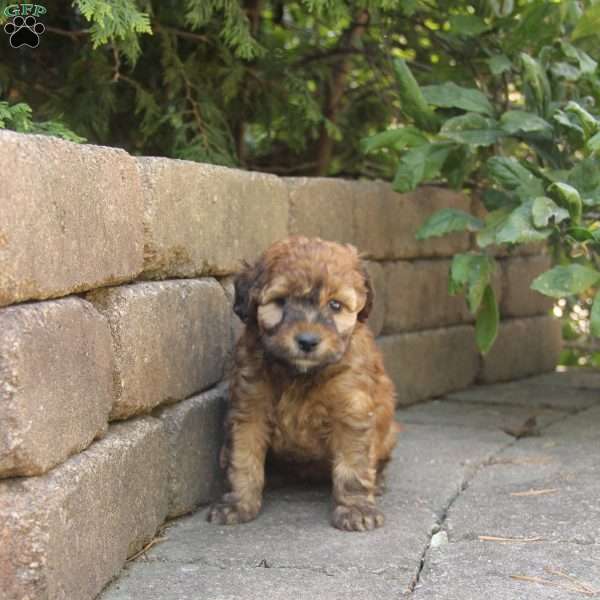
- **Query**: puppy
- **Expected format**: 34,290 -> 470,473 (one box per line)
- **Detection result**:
208,236 -> 398,531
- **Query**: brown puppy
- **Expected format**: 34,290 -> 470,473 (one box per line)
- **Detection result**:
208,236 -> 398,531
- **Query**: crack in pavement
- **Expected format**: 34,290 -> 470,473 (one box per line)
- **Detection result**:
405,403 -> 595,597
137,554 -> 400,577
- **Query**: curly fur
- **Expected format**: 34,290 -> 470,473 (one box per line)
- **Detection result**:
208,236 -> 398,531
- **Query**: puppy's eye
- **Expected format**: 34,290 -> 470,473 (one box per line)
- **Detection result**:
328,299 -> 342,312
274,297 -> 286,307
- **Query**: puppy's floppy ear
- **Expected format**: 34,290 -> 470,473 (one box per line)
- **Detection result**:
233,260 -> 262,323
357,262 -> 374,323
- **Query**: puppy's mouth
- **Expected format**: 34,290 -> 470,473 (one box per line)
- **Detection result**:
290,357 -> 323,373
282,349 -> 345,374
263,344 -> 343,374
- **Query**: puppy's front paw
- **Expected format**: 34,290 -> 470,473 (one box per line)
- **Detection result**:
207,495 -> 260,525
332,504 -> 384,532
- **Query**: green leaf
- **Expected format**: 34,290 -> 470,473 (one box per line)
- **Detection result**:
553,110 -> 584,139
548,182 -> 583,224
531,197 -> 570,227
476,284 -> 499,354
568,157 -> 600,199
416,208 -> 483,240
565,101 -> 600,141
500,110 -> 552,135
421,83 -> 494,116
486,157 -> 544,198
439,114 -> 502,146
587,131 -> 600,154
449,253 -> 496,313
487,54 -> 512,76
591,290 -> 600,337
449,14 -> 490,36
392,144 -> 450,192
482,189 -> 518,212
551,62 -> 581,81
360,127 -> 427,154
393,59 -> 439,132
442,145 -> 474,189
520,53 -> 551,118
531,265 -> 600,298
392,146 -> 428,192
572,2 -> 600,40
495,201 -> 552,244
476,206 -> 513,248
76,0 -> 153,63
566,226 -> 594,242
508,2 -> 558,52
560,41 -> 597,74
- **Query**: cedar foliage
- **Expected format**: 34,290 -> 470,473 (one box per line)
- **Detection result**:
1,0 -> 405,176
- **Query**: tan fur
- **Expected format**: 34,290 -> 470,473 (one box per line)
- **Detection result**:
257,302 -> 284,329
208,236 -> 398,531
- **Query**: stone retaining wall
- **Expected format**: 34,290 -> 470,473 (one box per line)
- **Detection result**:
0,131 -> 561,599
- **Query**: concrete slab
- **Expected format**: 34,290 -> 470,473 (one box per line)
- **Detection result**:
446,404 -> 600,545
414,541 -> 600,599
103,563 -> 403,600
399,400 -> 565,432
523,369 -> 600,389
146,489 -> 432,581
101,418 -> 510,599
100,378 -> 600,600
542,404 -> 600,441
447,463 -> 600,545
447,382 -> 599,412
388,424 -> 510,514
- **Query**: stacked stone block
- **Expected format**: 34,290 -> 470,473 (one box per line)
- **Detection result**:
0,131 -> 560,599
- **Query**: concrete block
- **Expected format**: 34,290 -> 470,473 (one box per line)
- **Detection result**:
500,255 -> 553,317
380,185 -> 471,259
0,417 -> 168,600
377,326 -> 479,406
353,180 -> 388,258
0,298 -> 113,478
157,384 -> 228,518
479,316 -> 561,384
383,260 -> 469,333
364,260 -> 385,337
137,158 -> 289,278
287,177 -> 355,244
383,259 -> 503,333
217,276 -> 245,376
87,279 -> 230,420
0,131 -> 143,307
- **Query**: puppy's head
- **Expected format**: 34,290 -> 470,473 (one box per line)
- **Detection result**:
234,236 -> 373,373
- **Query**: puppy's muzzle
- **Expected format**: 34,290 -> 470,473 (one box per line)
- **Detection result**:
295,332 -> 321,353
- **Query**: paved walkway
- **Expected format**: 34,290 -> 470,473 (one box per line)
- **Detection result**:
101,371 -> 600,599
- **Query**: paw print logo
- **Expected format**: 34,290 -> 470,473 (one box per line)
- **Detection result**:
4,15 -> 45,48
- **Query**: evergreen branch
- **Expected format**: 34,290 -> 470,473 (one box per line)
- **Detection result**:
153,24 -> 209,43
315,7 -> 370,175
297,48 -> 368,66
112,43 -> 122,82
45,26 -> 90,39
253,160 -> 318,174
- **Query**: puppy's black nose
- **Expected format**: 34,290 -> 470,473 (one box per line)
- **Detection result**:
295,332 -> 320,353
